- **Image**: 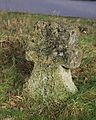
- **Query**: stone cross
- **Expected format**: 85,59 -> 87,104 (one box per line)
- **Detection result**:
24,21 -> 82,102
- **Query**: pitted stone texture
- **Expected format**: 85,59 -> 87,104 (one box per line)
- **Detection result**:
24,21 -> 82,102
27,21 -> 82,69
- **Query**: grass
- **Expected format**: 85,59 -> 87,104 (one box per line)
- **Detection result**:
0,12 -> 96,120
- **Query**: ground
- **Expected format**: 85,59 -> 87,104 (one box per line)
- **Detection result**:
0,12 -> 96,120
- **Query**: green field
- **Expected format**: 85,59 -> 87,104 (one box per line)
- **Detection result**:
0,12 -> 96,120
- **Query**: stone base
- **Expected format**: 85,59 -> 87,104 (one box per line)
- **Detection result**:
23,61 -> 77,102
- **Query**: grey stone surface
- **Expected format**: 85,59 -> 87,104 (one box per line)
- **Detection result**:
24,21 -> 81,102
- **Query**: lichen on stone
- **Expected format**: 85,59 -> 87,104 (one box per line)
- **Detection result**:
24,21 -> 82,102
26,21 -> 81,69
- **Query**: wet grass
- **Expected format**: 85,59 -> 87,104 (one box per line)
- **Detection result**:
0,12 -> 96,120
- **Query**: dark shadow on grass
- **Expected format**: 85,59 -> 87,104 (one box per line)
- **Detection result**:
0,40 -> 34,95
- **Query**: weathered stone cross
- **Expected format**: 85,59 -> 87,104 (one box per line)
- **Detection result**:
24,21 -> 82,102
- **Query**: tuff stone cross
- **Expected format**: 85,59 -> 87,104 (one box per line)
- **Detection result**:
24,21 -> 82,102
